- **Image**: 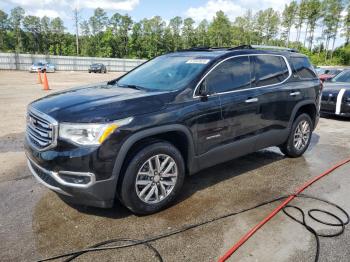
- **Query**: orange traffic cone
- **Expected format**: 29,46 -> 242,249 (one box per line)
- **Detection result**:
42,71 -> 50,91
37,70 -> 42,84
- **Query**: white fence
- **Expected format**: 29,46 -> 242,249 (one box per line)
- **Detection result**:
0,53 -> 146,72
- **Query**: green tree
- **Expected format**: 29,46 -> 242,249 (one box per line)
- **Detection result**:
89,8 -> 108,35
342,3 -> 350,45
208,11 -> 232,47
233,9 -> 255,45
0,10 -> 8,49
305,0 -> 322,50
9,6 -> 25,51
169,16 -> 182,50
23,15 -> 41,52
281,1 -> 298,46
295,0 -> 308,43
195,19 -> 209,46
322,0 -> 344,60
119,15 -> 133,57
130,22 -> 143,57
41,16 -> 51,53
182,17 -> 195,48
50,17 -> 65,55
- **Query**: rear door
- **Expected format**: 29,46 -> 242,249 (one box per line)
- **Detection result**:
250,54 -> 297,149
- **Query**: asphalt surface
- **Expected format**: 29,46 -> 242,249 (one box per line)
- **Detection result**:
0,71 -> 349,262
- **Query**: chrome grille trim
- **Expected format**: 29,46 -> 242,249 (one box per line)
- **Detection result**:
26,107 -> 58,151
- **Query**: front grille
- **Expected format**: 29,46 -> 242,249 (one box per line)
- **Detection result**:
26,108 -> 58,151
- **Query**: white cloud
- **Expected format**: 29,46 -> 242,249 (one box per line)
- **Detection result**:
185,0 -> 290,23
28,9 -> 61,18
79,0 -> 139,11
3,0 -> 140,13
185,0 -> 245,22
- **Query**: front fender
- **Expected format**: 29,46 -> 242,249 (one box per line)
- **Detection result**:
111,124 -> 196,192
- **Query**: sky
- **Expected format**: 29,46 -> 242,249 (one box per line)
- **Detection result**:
0,0 -> 346,47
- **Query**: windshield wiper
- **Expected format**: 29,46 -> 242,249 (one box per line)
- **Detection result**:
116,82 -> 145,90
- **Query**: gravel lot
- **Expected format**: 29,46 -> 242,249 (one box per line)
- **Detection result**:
0,70 -> 349,262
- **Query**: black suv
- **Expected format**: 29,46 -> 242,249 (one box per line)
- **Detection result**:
25,46 -> 321,214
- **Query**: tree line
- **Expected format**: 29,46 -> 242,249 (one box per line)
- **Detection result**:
1,0 -> 350,65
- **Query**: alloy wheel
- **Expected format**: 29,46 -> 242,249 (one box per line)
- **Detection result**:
135,154 -> 178,204
293,120 -> 311,151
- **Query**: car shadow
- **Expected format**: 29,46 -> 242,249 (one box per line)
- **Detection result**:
320,113 -> 350,121
307,133 -> 320,151
175,149 -> 287,206
72,147 -> 290,218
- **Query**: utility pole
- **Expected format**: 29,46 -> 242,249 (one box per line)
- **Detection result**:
73,7 -> 80,55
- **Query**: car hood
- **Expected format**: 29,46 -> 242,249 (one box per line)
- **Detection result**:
323,82 -> 350,92
30,82 -> 172,123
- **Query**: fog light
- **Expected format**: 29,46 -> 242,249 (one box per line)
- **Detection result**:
58,173 -> 91,184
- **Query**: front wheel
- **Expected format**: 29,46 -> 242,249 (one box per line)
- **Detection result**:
279,113 -> 313,158
120,142 -> 185,215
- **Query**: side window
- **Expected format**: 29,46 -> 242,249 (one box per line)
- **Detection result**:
291,56 -> 317,79
206,56 -> 251,93
254,55 -> 289,87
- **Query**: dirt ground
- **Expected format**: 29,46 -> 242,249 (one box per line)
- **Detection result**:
0,70 -> 349,262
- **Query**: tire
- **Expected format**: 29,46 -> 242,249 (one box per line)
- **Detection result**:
120,141 -> 185,215
279,113 -> 313,158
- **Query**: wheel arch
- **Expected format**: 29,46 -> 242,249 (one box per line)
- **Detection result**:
112,124 -> 196,195
289,100 -> 318,130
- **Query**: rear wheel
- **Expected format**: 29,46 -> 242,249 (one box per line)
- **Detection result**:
279,113 -> 313,157
120,142 -> 185,215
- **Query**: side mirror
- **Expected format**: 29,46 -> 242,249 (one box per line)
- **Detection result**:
198,79 -> 209,98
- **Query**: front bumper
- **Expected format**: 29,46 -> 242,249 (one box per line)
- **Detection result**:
89,69 -> 102,72
27,155 -> 117,208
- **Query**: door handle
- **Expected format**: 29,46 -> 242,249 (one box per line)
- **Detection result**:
290,91 -> 301,96
245,97 -> 259,103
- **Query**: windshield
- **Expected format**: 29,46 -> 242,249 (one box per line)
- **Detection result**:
327,69 -> 341,75
316,68 -> 326,75
117,55 -> 211,91
331,70 -> 350,83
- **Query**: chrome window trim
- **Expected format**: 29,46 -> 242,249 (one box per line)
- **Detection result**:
27,156 -> 96,189
193,54 -> 292,98
26,106 -> 59,151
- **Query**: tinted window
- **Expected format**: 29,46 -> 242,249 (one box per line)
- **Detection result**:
291,57 -> 317,79
206,56 -> 251,93
331,70 -> 350,83
254,55 -> 289,87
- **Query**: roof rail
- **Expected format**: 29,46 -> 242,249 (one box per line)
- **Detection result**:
180,45 -> 299,52
183,46 -> 210,51
251,45 -> 298,52
180,46 -> 230,52
228,45 -> 253,50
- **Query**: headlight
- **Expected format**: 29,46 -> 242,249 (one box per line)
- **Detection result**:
59,117 -> 133,145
